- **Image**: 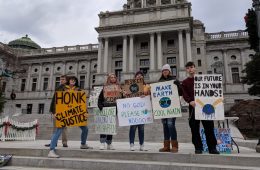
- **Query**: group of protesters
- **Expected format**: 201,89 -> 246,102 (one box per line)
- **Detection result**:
47,61 -> 221,158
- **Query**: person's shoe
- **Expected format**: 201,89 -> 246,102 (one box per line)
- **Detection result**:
195,149 -> 203,154
80,144 -> 93,149
159,140 -> 171,152
140,144 -> 147,151
209,149 -> 220,154
63,144 -> 68,147
130,143 -> 135,151
48,150 -> 60,158
45,144 -> 50,147
107,144 -> 115,150
99,143 -> 106,150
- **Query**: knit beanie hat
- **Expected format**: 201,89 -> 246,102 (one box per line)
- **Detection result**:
161,64 -> 171,72
135,71 -> 144,78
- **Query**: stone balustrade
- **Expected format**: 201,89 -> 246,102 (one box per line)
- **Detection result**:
206,30 -> 248,40
22,44 -> 99,56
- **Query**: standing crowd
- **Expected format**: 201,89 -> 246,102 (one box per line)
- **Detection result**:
47,61 -> 220,158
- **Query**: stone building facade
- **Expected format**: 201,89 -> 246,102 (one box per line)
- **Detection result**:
0,0 -> 259,115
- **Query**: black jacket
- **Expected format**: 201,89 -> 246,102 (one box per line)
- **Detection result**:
98,89 -> 118,111
49,84 -> 66,113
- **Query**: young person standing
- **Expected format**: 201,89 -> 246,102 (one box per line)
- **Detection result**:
158,64 -> 182,153
182,62 -> 219,154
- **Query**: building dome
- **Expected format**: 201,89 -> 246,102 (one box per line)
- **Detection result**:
8,35 -> 41,49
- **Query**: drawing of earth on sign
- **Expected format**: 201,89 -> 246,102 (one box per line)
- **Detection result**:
159,97 -> 171,108
130,84 -> 139,93
196,98 -> 223,119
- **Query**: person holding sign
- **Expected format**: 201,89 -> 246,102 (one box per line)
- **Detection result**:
98,73 -> 122,150
48,76 -> 92,158
158,64 -> 182,153
45,75 -> 69,148
128,71 -> 151,151
182,62 -> 219,154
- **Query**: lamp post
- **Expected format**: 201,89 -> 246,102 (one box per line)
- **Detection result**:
253,0 -> 260,51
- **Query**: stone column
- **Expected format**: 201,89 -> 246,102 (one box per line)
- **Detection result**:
222,50 -> 231,84
86,61 -> 91,90
25,64 -> 32,91
37,64 -> 42,91
97,38 -> 103,73
143,0 -> 147,7
178,30 -> 186,80
156,0 -> 161,6
48,63 -> 54,90
240,49 -> 247,90
75,60 -> 79,77
150,33 -> 155,70
123,36 -> 128,72
129,35 -> 134,72
62,62 -> 66,75
103,38 -> 109,73
178,30 -> 184,68
171,0 -> 175,4
186,29 -> 192,62
157,32 -> 163,69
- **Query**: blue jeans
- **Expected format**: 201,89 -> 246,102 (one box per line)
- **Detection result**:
161,118 -> 177,140
129,124 -> 144,145
50,126 -> 88,150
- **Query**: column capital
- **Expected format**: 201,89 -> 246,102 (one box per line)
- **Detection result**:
185,29 -> 191,33
156,31 -> 162,35
123,35 -> 128,39
129,34 -> 134,38
149,32 -> 155,36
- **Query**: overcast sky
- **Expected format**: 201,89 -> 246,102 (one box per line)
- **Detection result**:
0,0 -> 252,48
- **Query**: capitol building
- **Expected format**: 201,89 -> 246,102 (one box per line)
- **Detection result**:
0,0 -> 259,115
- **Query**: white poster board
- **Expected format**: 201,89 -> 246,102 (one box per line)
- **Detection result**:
93,107 -> 117,135
150,81 -> 182,119
194,74 -> 224,120
117,96 -> 153,126
88,86 -> 102,108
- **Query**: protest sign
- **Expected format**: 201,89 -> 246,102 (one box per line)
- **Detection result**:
201,128 -> 232,154
123,78 -> 144,98
117,96 -> 153,126
195,74 -> 224,120
55,91 -> 88,127
104,85 -> 121,103
88,86 -> 102,108
150,81 -> 182,119
94,107 -> 117,135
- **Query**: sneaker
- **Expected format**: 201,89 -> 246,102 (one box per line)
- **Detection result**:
209,149 -> 220,154
107,144 -> 115,150
99,143 -> 106,150
63,144 -> 68,147
130,143 -> 135,151
80,144 -> 93,149
45,144 -> 50,147
256,145 -> 260,153
140,144 -> 147,151
48,150 -> 60,158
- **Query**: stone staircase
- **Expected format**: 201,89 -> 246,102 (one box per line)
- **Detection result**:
0,141 -> 260,170
10,110 -> 191,143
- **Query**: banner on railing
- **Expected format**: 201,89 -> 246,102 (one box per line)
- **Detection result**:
0,117 -> 38,141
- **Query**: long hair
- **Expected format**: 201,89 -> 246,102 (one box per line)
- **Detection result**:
67,76 -> 79,88
105,73 -> 119,86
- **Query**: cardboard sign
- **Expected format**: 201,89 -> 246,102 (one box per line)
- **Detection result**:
201,128 -> 232,154
94,107 -> 117,135
55,91 -> 88,127
123,79 -> 144,98
88,86 -> 102,108
195,74 -> 224,120
150,81 -> 182,119
117,96 -> 153,126
104,85 -> 121,103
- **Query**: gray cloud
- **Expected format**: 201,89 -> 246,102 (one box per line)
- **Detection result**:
0,0 -> 253,47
